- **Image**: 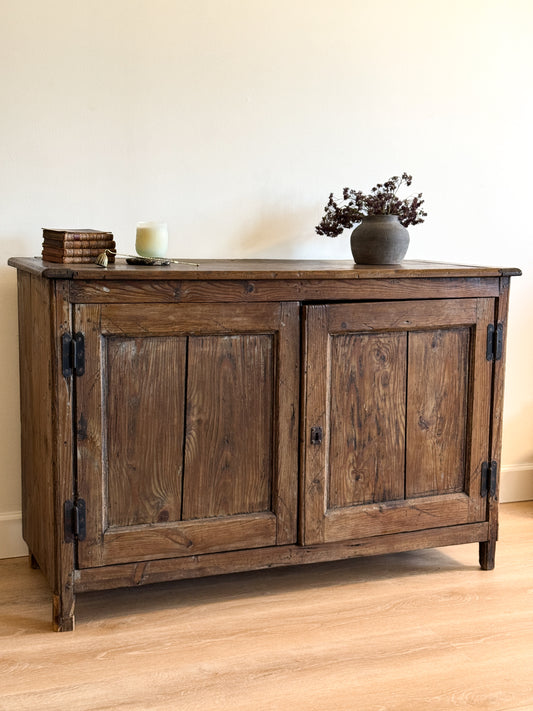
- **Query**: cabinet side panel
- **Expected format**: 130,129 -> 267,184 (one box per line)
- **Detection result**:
183,334 -> 273,519
328,333 -> 406,507
106,336 -> 187,526
406,328 -> 470,497
18,272 -> 55,583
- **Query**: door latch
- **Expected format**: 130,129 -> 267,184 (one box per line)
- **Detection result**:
310,426 -> 323,445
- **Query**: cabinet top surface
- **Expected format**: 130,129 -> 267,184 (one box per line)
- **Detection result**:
8,257 -> 521,281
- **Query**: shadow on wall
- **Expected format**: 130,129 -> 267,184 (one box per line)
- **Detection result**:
502,401 -> 533,465
0,265 -> 23,518
2,235 -> 37,261
238,203 -> 321,259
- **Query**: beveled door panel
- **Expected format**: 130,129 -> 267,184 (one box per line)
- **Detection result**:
328,332 -> 407,508
106,336 -> 187,527
182,334 -> 273,519
75,302 -> 299,568
406,328 -> 470,497
303,298 -> 494,545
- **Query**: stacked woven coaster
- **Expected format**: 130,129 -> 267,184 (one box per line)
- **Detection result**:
41,229 -> 116,263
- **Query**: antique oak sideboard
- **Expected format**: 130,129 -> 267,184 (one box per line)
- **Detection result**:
8,257 -> 521,631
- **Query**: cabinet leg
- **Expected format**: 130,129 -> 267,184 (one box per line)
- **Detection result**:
479,539 -> 496,570
53,591 -> 76,632
28,552 -> 40,569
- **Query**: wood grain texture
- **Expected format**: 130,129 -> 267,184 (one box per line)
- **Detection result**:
51,280 -> 76,631
16,273 -> 76,630
67,276 -> 502,304
96,513 -> 278,565
328,332 -> 406,507
324,493 -> 475,541
8,255 -> 523,279
99,300 -> 284,334
406,328 -> 470,497
467,298 -> 498,525
182,334 -> 273,519
73,522 -> 490,593
106,336 -> 186,526
326,298 -> 479,333
1,503 -> 531,711
274,302 -> 300,544
76,301 -> 299,569
303,299 -> 496,546
481,277 -> 512,569
75,304 -> 106,569
17,272 -> 56,583
301,305 -> 330,544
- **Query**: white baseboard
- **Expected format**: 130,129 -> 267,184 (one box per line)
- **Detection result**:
500,464 -> 533,503
0,511 -> 28,559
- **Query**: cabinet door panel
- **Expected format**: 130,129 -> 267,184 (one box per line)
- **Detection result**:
406,328 -> 469,497
182,334 -> 273,519
303,298 -> 493,545
106,336 -> 186,527
329,332 -> 406,508
75,302 -> 299,568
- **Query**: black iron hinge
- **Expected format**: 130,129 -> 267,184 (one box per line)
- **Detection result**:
481,461 -> 498,498
61,332 -> 85,378
64,499 -> 87,542
486,323 -> 504,361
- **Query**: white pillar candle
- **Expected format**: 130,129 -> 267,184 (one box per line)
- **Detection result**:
135,221 -> 169,258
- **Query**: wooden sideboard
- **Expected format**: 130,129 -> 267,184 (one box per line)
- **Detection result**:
8,257 -> 521,631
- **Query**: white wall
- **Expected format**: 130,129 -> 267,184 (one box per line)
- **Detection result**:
1,0 -> 532,557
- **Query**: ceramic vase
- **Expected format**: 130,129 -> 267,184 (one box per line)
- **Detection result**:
350,214 -> 409,264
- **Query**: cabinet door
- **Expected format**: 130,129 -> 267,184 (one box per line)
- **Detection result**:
302,298 -> 494,544
75,302 -> 299,567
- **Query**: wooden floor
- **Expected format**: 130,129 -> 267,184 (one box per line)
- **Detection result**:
0,502 -> 532,711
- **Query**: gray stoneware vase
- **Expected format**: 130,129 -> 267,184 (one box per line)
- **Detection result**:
350,214 -> 410,264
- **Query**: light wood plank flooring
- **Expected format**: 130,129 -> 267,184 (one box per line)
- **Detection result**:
0,502 -> 532,711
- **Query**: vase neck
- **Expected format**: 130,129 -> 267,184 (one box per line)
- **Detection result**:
363,214 -> 399,221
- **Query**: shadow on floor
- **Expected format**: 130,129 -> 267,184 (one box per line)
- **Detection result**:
74,545 -> 480,626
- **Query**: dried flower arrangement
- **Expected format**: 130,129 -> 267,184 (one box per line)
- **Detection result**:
316,173 -> 427,238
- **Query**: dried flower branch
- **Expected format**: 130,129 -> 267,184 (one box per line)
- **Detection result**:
316,173 -> 427,237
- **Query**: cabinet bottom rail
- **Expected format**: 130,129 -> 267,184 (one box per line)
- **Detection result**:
73,522 -> 491,594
